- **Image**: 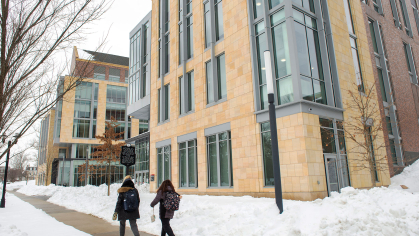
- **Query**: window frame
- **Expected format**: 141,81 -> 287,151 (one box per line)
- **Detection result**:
206,131 -> 233,188
178,139 -> 198,188
157,145 -> 171,187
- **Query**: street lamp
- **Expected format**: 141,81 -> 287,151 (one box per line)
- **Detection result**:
1,133 -> 18,208
264,50 -> 284,214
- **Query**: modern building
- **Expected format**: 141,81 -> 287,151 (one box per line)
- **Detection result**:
36,46 -> 140,186
359,0 -> 419,175
25,166 -> 37,181
126,12 -> 152,185
126,0 -> 392,201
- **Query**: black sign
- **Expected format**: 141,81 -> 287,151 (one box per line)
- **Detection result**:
150,174 -> 155,182
120,146 -> 136,167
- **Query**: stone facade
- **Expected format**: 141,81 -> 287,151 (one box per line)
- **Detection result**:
144,0 -> 391,201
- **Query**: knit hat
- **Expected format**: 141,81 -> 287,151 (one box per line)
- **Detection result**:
124,175 -> 132,181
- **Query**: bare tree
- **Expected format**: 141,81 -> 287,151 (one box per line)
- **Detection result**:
343,84 -> 389,187
0,0 -> 111,164
78,117 -> 125,196
10,152 -> 29,180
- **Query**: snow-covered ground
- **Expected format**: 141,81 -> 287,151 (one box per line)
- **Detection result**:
0,192 -> 89,236
13,160 -> 419,236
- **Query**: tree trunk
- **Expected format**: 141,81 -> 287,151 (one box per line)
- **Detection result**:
107,157 -> 111,196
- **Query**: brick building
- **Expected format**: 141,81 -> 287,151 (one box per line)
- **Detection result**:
36,47 -> 140,186
126,0 -> 391,200
360,0 -> 419,175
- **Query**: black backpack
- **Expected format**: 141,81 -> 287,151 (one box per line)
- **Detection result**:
123,189 -> 139,212
163,191 -> 180,211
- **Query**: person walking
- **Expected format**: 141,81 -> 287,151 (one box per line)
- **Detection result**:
113,175 -> 141,236
150,180 -> 182,236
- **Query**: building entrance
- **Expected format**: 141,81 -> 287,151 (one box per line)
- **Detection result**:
135,171 -> 149,185
324,154 -> 350,195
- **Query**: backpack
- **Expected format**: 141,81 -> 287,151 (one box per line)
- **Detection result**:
163,191 -> 180,211
123,189 -> 139,212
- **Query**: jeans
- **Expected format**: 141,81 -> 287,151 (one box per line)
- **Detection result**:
120,219 -> 140,236
161,218 -> 175,236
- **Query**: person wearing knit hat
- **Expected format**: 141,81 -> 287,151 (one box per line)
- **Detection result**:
113,175 -> 140,236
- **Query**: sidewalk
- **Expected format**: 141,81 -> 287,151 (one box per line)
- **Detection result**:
11,191 -> 155,236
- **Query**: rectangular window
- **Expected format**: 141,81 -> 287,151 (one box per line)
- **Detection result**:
164,34 -> 170,74
261,123 -> 274,186
157,145 -> 171,186
187,15 -> 193,59
217,54 -> 227,100
141,66 -> 147,98
74,100 -> 91,119
179,139 -> 197,188
293,0 -> 315,13
75,82 -> 93,100
179,71 -> 195,114
206,61 -> 214,104
343,0 -> 365,92
93,66 -> 106,80
366,127 -> 379,182
215,0 -> 224,41
390,0 -> 402,28
73,120 -> 90,138
204,1 -> 211,48
386,116 -> 393,135
389,139 -> 397,165
106,85 -> 127,103
399,0 -> 413,36
59,149 -> 66,159
255,21 -> 268,110
106,103 -> 126,121
56,119 -> 61,138
403,43 -> 418,83
294,9 -> 326,104
271,10 -> 293,105
372,0 -> 383,13
139,120 -> 149,134
207,131 -> 233,187
109,68 -> 121,82
158,84 -> 170,123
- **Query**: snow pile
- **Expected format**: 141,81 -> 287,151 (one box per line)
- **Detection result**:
18,184 -> 63,197
0,193 -> 89,236
136,183 -> 150,193
0,180 -> 34,191
17,182 -> 419,235
390,160 -> 419,193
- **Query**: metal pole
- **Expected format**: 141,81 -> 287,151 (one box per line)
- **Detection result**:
1,141 -> 12,208
264,50 -> 284,214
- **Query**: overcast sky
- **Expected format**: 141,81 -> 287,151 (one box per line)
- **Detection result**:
7,0 -> 152,166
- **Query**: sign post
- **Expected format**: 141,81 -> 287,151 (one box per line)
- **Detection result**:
120,146 -> 136,176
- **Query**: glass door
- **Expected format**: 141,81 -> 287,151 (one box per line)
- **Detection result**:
324,154 -> 339,194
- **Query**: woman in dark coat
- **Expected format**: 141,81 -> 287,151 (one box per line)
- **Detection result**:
150,180 -> 182,236
114,176 -> 140,236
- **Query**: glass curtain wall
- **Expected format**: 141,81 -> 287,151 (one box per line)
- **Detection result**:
73,82 -> 98,138
106,85 -> 131,139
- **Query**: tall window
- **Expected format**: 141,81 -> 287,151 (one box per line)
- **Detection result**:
411,0 -> 419,35
403,43 -> 418,84
106,85 -> 130,139
366,127 -> 379,182
204,1 -> 211,48
260,123 -> 274,186
399,0 -> 413,36
179,71 -> 195,114
217,54 -> 227,100
187,13 -> 193,59
369,20 -> 388,102
207,131 -> 233,187
204,0 -> 224,47
164,0 -> 170,74
179,0 -> 193,63
294,9 -> 326,104
255,21 -> 268,110
206,54 -> 227,104
179,139 -> 197,188
158,84 -> 170,123
343,0 -> 365,92
109,68 -> 121,82
136,139 -> 150,173
93,66 -> 106,80
130,30 -> 141,74
157,145 -> 171,186
271,10 -> 293,105
73,82 -> 97,138
372,0 -> 383,13
215,0 -> 224,41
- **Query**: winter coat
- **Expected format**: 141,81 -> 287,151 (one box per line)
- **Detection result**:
115,179 -> 140,221
150,186 -> 178,219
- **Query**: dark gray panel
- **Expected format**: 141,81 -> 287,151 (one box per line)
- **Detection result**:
156,138 -> 171,148
177,132 -> 197,143
204,122 -> 231,136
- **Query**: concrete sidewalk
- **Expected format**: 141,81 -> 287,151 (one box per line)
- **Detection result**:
11,191 -> 155,236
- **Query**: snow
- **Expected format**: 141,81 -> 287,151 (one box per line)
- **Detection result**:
389,159 -> 419,193
0,192 -> 89,236
0,180 -> 35,191
12,160 -> 419,236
